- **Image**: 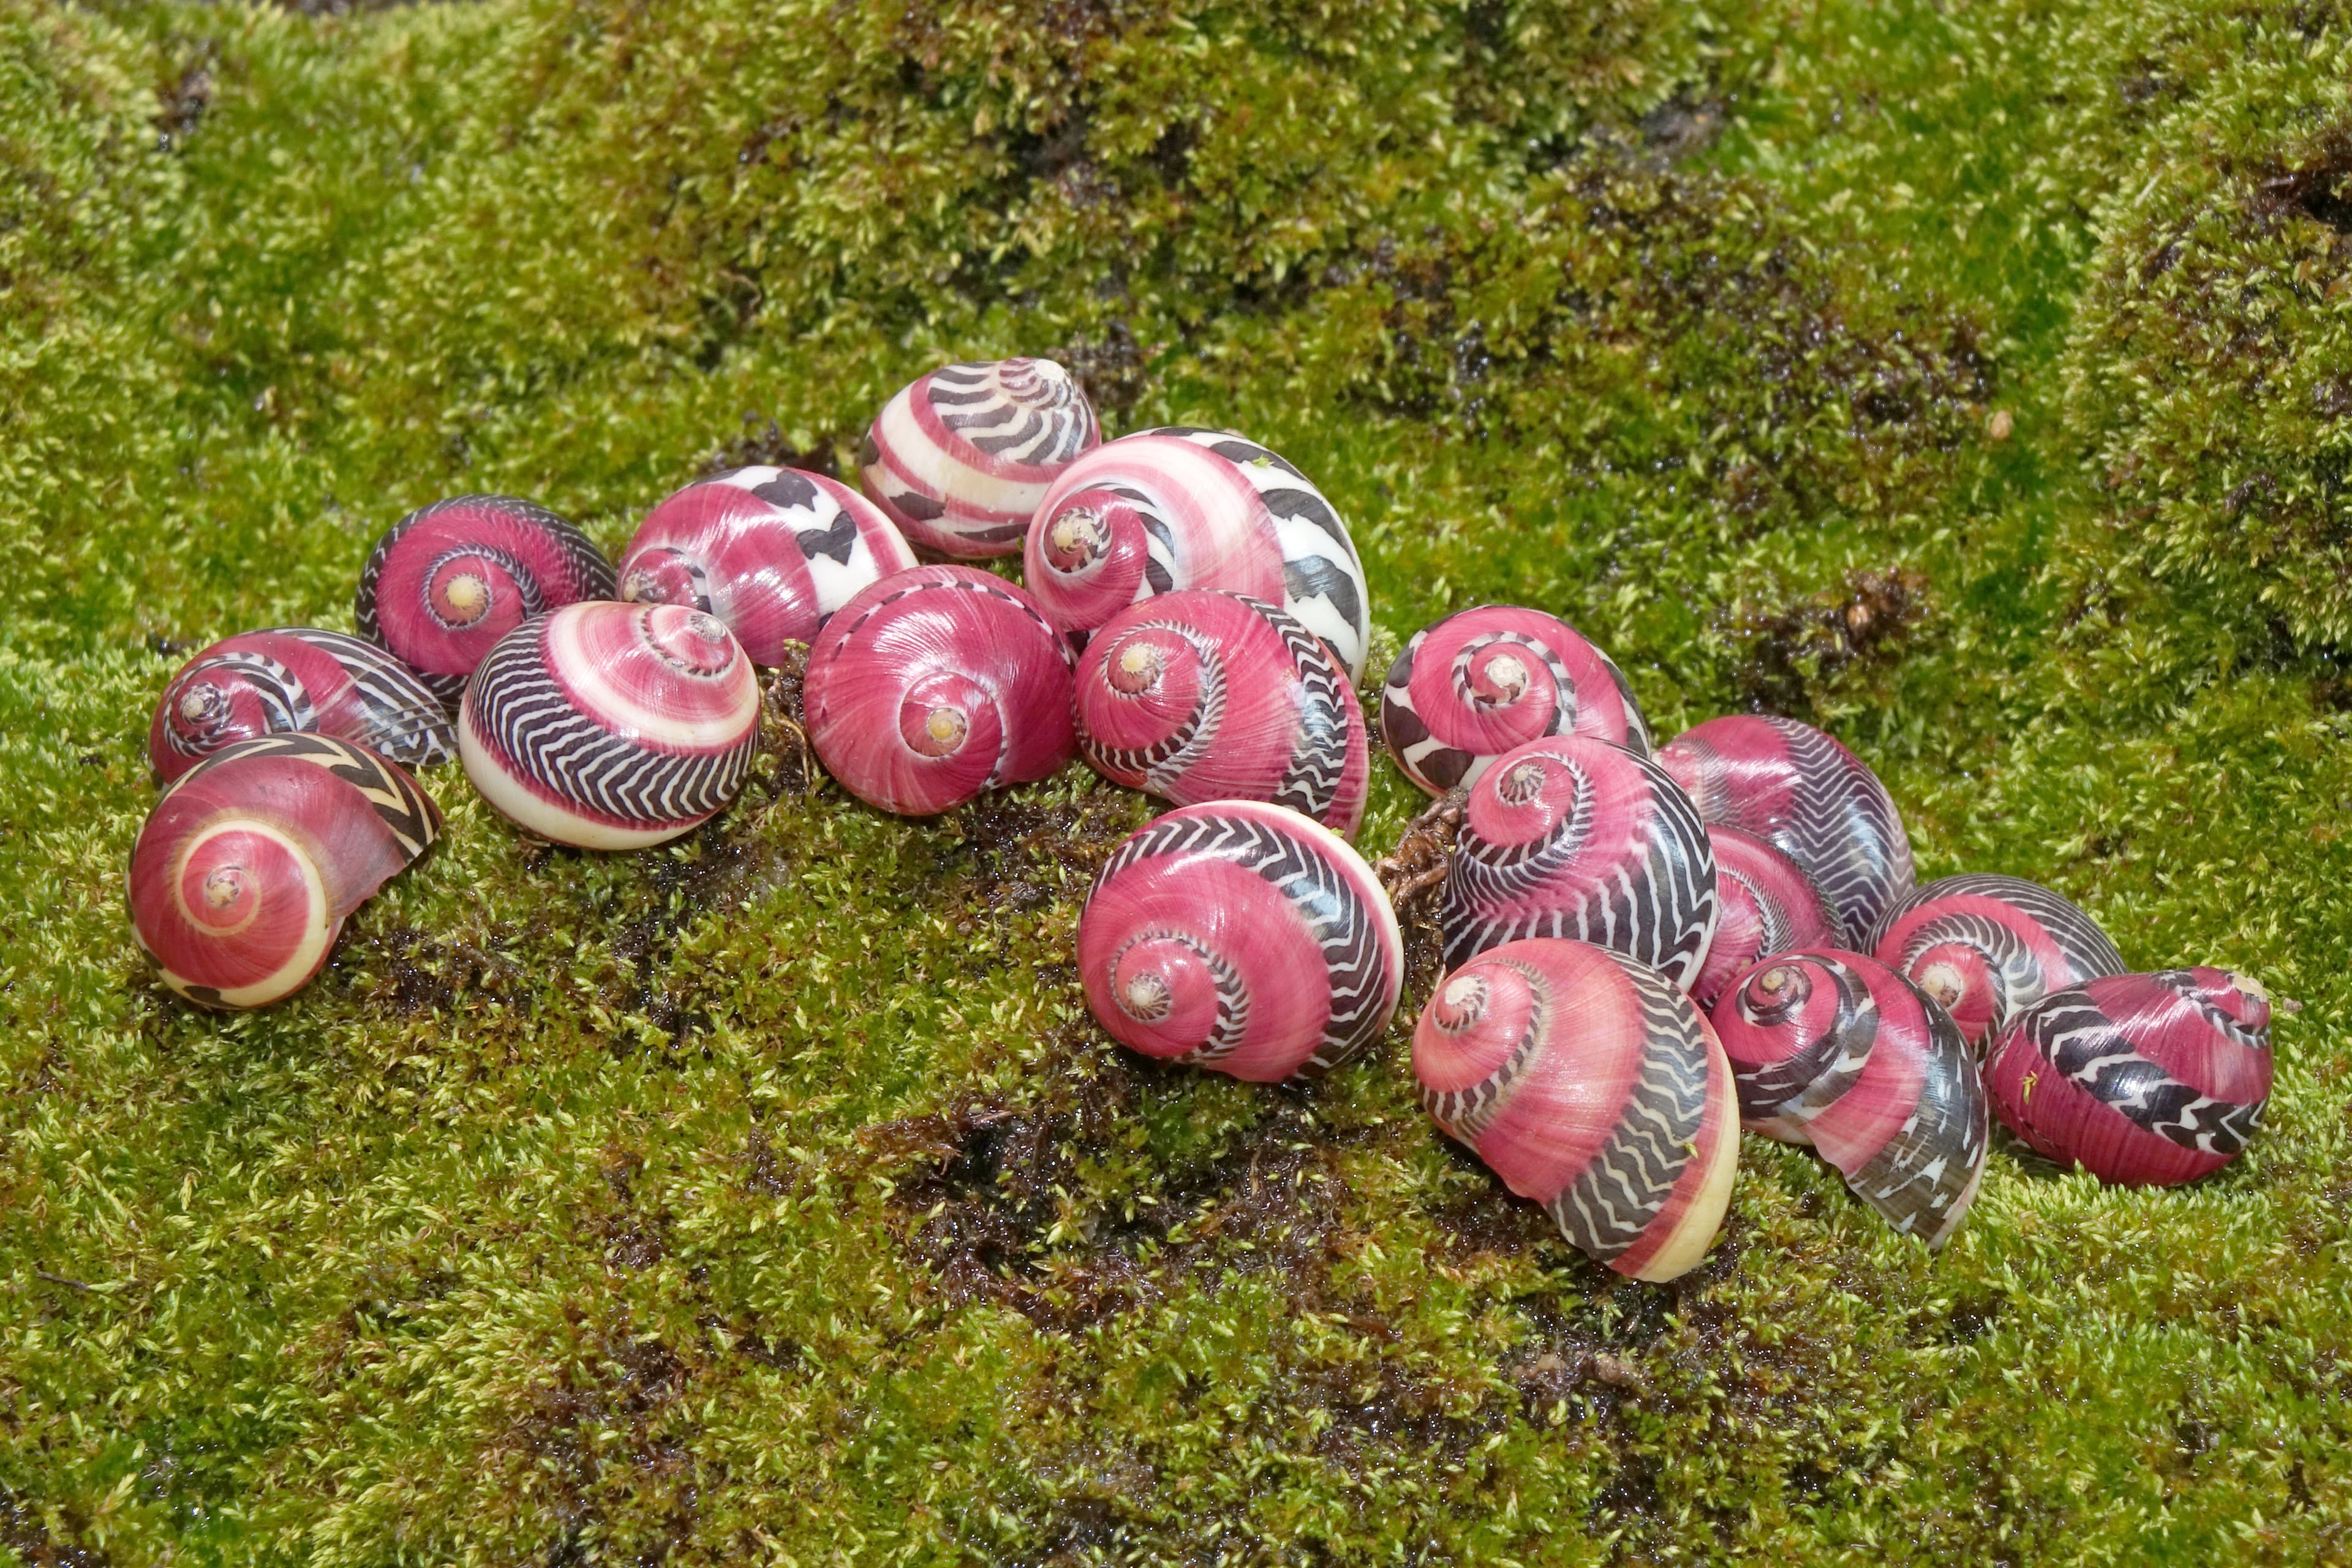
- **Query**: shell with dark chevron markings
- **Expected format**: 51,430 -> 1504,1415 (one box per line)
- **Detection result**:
1078,801 -> 1404,1083
1380,605 -> 1651,795
127,734 -> 441,1009
1437,735 -> 1718,986
805,565 -> 1077,816
1865,873 -> 2127,1046
357,495 -> 616,705
859,358 -> 1100,559
617,467 -> 917,665
459,602 -> 760,850
1075,590 -> 1370,837
1689,826 -> 1836,1011
1022,428 -> 1373,682
1412,938 -> 1739,1281
1709,948 -> 1988,1246
149,627 -> 456,782
1986,968 -> 2272,1187
1657,714 -> 1915,946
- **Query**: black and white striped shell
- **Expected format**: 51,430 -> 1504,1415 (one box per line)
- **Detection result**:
859,358 -> 1100,559
149,627 -> 456,782
1864,873 -> 2127,1046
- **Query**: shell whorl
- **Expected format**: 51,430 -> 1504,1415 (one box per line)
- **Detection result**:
1689,825 -> 1837,1011
1865,873 -> 2128,1045
150,627 -> 458,782
859,357 -> 1101,559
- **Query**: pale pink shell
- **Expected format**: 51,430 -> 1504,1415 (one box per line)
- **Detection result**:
859,358 -> 1099,559
1688,826 -> 1836,1011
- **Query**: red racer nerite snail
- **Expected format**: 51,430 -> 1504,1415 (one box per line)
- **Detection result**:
1022,428 -> 1371,682
804,565 -> 1077,816
616,467 -> 916,665
127,733 -> 441,1009
1709,949 -> 1988,1246
1413,938 -> 1739,1282
1074,590 -> 1370,837
1865,873 -> 2127,1047
1986,968 -> 2272,1187
859,358 -> 1101,559
1380,605 -> 1651,794
148,627 -> 456,783
1689,825 -> 1836,1012
459,602 -> 761,850
1078,801 -> 1403,1082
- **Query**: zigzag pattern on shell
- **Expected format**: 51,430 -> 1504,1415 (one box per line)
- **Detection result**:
153,628 -> 458,778
860,358 -> 1099,558
167,730 -> 442,858
2025,982 -> 2263,1156
1549,959 -> 1714,1264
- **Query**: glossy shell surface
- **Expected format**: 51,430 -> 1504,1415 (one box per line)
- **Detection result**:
1689,826 -> 1836,1011
1866,873 -> 2127,1046
860,358 -> 1100,559
149,627 -> 456,782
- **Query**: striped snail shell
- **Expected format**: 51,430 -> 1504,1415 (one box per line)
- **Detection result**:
1865,873 -> 2127,1047
616,467 -> 916,665
859,357 -> 1101,559
1078,801 -> 1403,1082
459,601 -> 760,850
1075,590 -> 1370,837
1986,968 -> 2272,1187
1656,714 -> 1915,947
127,734 -> 441,1009
1437,735 -> 1718,986
1380,605 -> 1651,795
149,627 -> 456,783
1414,938 -> 1739,1282
1709,949 -> 1988,1246
1022,428 -> 1372,682
357,496 -> 617,705
805,565 -> 1077,816
1689,826 -> 1836,1011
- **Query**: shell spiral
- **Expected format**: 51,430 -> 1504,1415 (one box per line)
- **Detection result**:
1709,949 -> 1988,1246
1075,590 -> 1370,837
1077,801 -> 1403,1082
1437,735 -> 1718,986
1380,605 -> 1651,794
459,602 -> 761,850
1986,967 -> 2272,1187
859,357 -> 1101,559
1864,873 -> 2127,1046
1412,938 -> 1738,1281
617,467 -> 917,665
149,627 -> 457,782
805,565 -> 1077,816
356,495 -> 616,704
127,733 -> 441,1009
1689,826 -> 1837,1011
1657,714 -> 1915,946
1022,428 -> 1372,682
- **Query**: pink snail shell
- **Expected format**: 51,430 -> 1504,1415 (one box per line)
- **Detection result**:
1022,428 -> 1371,682
616,467 -> 917,665
1709,949 -> 1988,1246
1864,873 -> 2127,1047
149,627 -> 456,783
1688,826 -> 1836,1011
1986,968 -> 2272,1188
1657,714 -> 1915,947
1380,605 -> 1652,795
1438,734 -> 1718,986
127,734 -> 441,1009
1079,801 -> 1404,1082
459,601 -> 761,850
357,495 -> 616,705
1414,938 -> 1739,1282
859,357 -> 1101,559
1075,590 -> 1370,838
804,565 -> 1077,816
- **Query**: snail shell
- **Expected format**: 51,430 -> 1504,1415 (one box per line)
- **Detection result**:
459,601 -> 761,850
859,357 -> 1101,559
1689,826 -> 1836,1011
1864,873 -> 2127,1046
356,496 -> 617,705
1986,968 -> 2272,1187
1380,605 -> 1652,795
1022,428 -> 1371,682
1656,714 -> 1914,946
616,467 -> 917,665
1710,949 -> 1988,1246
804,565 -> 1077,816
1437,735 -> 1718,986
1075,590 -> 1370,837
127,733 -> 441,1009
1414,938 -> 1739,1282
1078,801 -> 1404,1082
149,627 -> 457,783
